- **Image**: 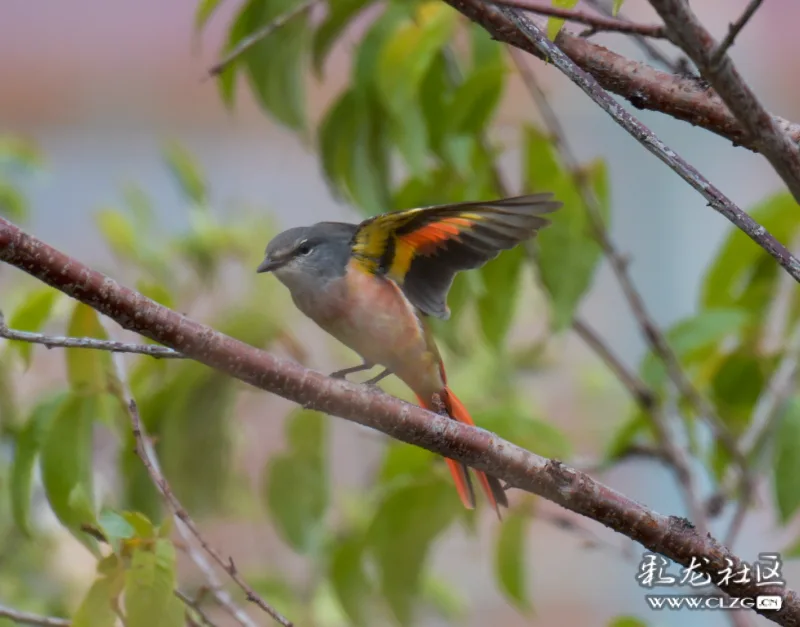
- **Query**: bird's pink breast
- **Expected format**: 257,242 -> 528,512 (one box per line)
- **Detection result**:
310,261 -> 444,398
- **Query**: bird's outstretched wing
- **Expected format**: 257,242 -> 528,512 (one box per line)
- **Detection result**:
350,193 -> 561,318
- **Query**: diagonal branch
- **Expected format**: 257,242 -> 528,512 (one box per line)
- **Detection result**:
445,1 -> 800,284
711,0 -> 764,66
446,1 -> 800,154
1,218 -> 798,626
649,0 -> 800,204
490,0 -> 668,38
510,49 -> 709,535
207,0 -> 321,77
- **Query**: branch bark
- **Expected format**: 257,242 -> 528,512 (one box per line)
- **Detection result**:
649,0 -> 800,204
447,1 -> 800,154
444,0 -> 800,286
1,219 -> 799,625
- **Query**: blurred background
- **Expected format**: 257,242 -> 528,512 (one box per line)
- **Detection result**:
2,0 -> 800,626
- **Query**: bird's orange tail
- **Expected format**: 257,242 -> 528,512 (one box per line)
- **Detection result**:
417,387 -> 508,518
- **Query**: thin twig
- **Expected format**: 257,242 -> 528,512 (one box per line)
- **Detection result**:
175,589 -> 221,627
510,47 -> 713,534
710,0 -> 764,68
207,0 -> 320,77
573,317 -> 655,411
99,336 -> 264,627
490,0 -> 668,38
721,325 -> 800,547
0,604 -> 70,627
491,6 -> 777,482
649,0 -> 800,204
128,398 -> 293,627
0,313 -> 183,358
582,0 -> 684,72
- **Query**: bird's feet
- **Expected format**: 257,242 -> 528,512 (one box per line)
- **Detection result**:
330,363 -> 373,379
364,368 -> 392,387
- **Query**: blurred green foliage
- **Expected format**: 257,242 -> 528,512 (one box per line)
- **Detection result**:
0,0 -> 797,625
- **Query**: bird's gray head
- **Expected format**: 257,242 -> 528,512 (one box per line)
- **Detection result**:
256,222 -> 356,291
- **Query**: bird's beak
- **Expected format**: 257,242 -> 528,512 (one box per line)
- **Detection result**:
256,257 -> 281,273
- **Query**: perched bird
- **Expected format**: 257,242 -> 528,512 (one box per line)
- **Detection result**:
257,194 -> 561,516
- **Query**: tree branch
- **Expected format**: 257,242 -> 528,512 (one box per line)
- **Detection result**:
510,48 -> 710,535
100,329 -> 266,627
445,1 -> 800,284
1,220 -> 798,625
711,0 -> 764,67
583,0 -> 684,72
649,0 -> 800,204
0,604 -> 70,627
490,0 -> 667,38
207,0 -> 320,77
447,1 -> 800,154
0,314 -> 183,358
127,397 -> 292,627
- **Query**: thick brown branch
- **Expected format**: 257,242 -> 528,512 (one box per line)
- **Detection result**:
1,219 -> 799,625
490,0 -> 667,38
649,0 -> 800,204
451,2 -> 800,153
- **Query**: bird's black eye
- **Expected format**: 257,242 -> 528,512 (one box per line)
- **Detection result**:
296,242 -> 312,256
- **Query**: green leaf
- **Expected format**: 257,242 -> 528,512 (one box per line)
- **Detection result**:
535,156 -> 609,331
66,302 -> 112,394
234,0 -> 311,131
329,535 -> 371,626
609,618 -> 646,627
0,178 -> 27,220
546,0 -> 580,40
195,0 -> 224,31
367,478 -> 459,625
40,393 -> 99,552
10,393 -> 67,535
773,398 -> 800,523
163,141 -> 207,205
318,89 -> 390,215
72,573 -> 124,627
265,410 -> 328,553
376,3 -> 456,116
612,0 -> 626,15
96,208 -> 138,260
159,367 -> 235,515
125,540 -> 184,627
703,192 -> 798,311
312,0 -> 372,75
447,64 -> 506,136
471,21 -> 504,70
478,246 -> 525,349
710,348 -> 771,435
0,136 -> 43,170
123,511 -> 157,538
379,442 -> 435,484
420,576 -> 467,621
7,286 -> 60,367
524,125 -> 560,189
495,510 -> 531,612
98,509 -> 136,544
353,3 -> 409,93
639,308 -> 750,389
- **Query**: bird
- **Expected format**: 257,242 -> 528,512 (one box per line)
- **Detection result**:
257,193 -> 561,516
